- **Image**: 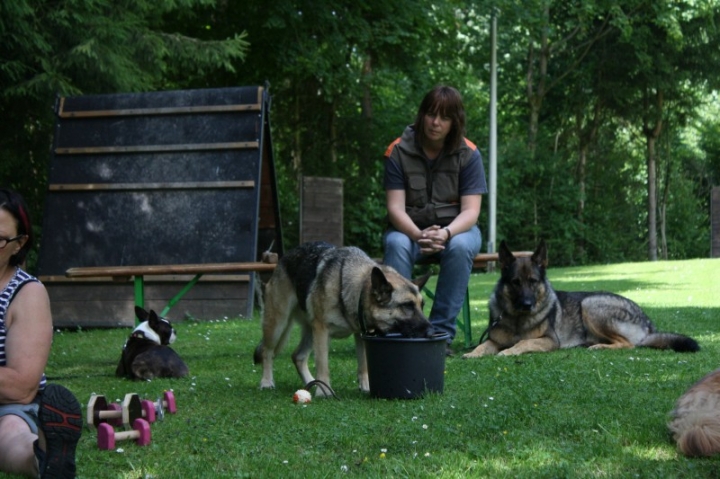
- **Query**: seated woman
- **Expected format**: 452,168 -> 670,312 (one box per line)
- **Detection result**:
0,188 -> 82,478
382,86 -> 488,356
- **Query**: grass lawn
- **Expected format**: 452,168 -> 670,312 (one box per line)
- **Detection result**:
12,258 -> 720,478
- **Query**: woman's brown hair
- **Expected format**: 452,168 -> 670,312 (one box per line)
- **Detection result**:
413,85 -> 467,152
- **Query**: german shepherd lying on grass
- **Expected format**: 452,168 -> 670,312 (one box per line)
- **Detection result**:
669,368 -> 720,457
254,242 -> 432,396
462,240 -> 699,358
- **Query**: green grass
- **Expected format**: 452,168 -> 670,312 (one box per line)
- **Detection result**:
14,258 -> 720,478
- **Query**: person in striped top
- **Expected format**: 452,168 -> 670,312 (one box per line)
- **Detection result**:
0,188 -> 81,478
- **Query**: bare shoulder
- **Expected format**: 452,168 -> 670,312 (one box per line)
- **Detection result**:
6,280 -> 51,328
13,279 -> 50,302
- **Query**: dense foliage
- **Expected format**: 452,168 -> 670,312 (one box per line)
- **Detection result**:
2,0 -> 719,267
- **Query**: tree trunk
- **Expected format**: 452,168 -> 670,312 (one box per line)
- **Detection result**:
574,99 -> 602,261
646,135 -> 658,261
525,8 -> 549,236
292,86 -> 302,172
643,89 -> 663,261
359,55 -> 374,177
577,142 -> 587,259
329,98 -> 337,164
525,16 -> 548,158
659,147 -> 671,260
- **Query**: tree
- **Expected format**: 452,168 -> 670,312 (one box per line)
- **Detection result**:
0,0 -> 248,255
606,0 -> 720,259
2,0 -> 718,266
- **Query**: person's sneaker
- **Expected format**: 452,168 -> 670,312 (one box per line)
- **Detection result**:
36,384 -> 82,478
445,345 -> 455,357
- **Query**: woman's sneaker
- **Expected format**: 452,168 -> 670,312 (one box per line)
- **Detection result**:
36,384 -> 82,478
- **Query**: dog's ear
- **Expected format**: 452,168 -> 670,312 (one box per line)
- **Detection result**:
412,271 -> 432,291
532,240 -> 549,269
148,310 -> 160,327
498,240 -> 515,269
134,306 -> 149,322
370,267 -> 394,305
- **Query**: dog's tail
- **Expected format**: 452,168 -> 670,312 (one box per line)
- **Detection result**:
669,409 -> 720,457
638,333 -> 700,353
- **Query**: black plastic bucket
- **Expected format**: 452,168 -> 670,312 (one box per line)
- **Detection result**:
362,332 -> 449,399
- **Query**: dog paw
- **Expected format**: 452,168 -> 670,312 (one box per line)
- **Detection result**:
462,347 -> 495,358
498,348 -> 525,356
462,341 -> 500,358
313,388 -> 331,399
259,379 -> 275,389
358,375 -> 369,393
499,347 -> 532,356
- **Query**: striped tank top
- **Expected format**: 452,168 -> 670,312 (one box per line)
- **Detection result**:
0,268 -> 47,391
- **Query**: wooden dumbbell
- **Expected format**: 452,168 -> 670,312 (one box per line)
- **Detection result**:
87,393 -> 155,429
97,418 -> 151,450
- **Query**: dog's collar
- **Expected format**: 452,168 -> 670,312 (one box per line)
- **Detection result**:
357,286 -> 378,335
121,330 -> 154,351
478,317 -> 500,344
131,321 -> 162,345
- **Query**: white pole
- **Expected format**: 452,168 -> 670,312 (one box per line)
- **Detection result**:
488,12 -> 498,255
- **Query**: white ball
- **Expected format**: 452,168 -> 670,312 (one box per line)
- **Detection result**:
293,389 -> 312,404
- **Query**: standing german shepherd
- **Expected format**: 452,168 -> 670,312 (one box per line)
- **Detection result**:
462,240 -> 700,358
254,242 -> 432,396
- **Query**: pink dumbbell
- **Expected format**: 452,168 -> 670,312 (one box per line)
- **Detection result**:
158,390 -> 177,413
97,418 -> 151,450
149,390 -> 177,420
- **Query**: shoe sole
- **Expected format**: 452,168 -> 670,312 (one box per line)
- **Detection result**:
39,384 -> 82,479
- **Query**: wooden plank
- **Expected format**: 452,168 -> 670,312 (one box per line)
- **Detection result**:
55,141 -> 259,155
65,262 -> 277,278
46,283 -> 135,301
146,274 -> 250,282
39,275 -> 100,283
48,181 -> 255,192
42,274 -> 251,283
145,282 -> 249,302
46,281 -> 251,327
50,301 -> 136,328
57,103 -> 262,119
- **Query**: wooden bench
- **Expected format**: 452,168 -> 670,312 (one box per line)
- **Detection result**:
65,262 -> 277,321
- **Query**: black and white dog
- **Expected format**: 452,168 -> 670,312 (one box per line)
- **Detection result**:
116,306 -> 189,380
